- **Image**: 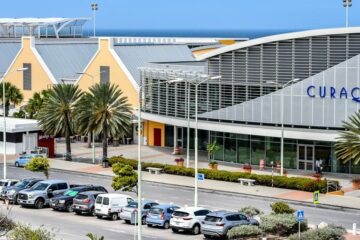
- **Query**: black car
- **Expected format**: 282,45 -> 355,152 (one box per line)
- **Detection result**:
2,178 -> 43,204
50,185 -> 108,212
72,191 -> 106,216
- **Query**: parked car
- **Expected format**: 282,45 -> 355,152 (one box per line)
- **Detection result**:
14,154 -> 44,167
72,191 -> 106,216
1,178 -> 42,204
95,193 -> 134,221
146,204 -> 180,229
18,180 -> 70,209
120,200 -> 159,225
0,179 -> 19,200
201,210 -> 259,238
50,185 -> 108,212
170,207 -> 211,235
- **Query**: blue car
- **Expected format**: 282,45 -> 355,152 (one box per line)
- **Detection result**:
146,204 -> 180,229
14,154 -> 44,167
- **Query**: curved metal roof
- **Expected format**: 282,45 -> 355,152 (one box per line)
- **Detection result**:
197,27 -> 360,60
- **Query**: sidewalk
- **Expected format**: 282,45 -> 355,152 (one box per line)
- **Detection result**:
46,158 -> 360,211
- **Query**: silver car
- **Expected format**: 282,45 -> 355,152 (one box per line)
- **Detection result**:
120,200 -> 158,225
202,210 -> 259,239
0,179 -> 18,200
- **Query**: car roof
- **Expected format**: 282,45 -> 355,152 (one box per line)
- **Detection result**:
152,204 -> 179,208
131,200 -> 157,204
175,207 -> 207,213
205,210 -> 234,217
97,193 -> 132,198
23,178 -> 43,181
37,180 -> 67,184
77,191 -> 105,195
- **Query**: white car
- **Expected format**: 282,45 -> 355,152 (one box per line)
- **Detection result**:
95,193 -> 134,221
170,206 -> 211,235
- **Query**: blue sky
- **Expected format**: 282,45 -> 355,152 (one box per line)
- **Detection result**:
2,0 -> 360,31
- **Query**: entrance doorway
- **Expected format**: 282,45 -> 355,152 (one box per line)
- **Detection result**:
298,145 -> 314,171
153,128 -> 162,146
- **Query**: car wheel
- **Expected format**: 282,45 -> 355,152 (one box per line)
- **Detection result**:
147,224 -> 152,228
204,234 -> 213,239
141,216 -> 147,225
66,203 -> 73,212
13,195 -> 18,205
15,162 -> 19,167
192,224 -> 201,235
96,215 -> 102,219
124,220 -> 131,224
34,198 -> 44,209
163,221 -> 170,229
111,213 -> 118,221
75,211 -> 81,215
90,208 -> 96,216
171,228 -> 179,233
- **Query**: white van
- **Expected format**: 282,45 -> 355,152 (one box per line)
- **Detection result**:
95,193 -> 134,220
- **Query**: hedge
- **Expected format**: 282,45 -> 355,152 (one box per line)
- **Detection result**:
108,156 -> 333,193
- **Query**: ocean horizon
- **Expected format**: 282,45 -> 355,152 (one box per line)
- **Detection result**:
86,28 -> 305,39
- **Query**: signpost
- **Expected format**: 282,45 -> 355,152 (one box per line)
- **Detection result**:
313,190 -> 320,205
296,210 -> 304,239
197,173 -> 205,182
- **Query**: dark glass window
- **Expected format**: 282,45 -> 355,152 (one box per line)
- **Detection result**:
23,63 -> 32,90
100,66 -> 110,84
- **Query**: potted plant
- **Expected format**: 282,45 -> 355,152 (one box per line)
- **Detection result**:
174,158 -> 184,167
207,141 -> 220,161
351,177 -> 360,189
243,163 -> 252,174
209,161 -> 218,170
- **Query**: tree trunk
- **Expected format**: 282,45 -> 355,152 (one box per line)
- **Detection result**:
87,132 -> 91,148
102,133 -> 108,163
65,132 -> 72,161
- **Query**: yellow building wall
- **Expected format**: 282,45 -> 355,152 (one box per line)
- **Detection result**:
192,48 -> 219,57
4,37 -> 54,101
77,38 -> 138,109
144,120 -> 165,147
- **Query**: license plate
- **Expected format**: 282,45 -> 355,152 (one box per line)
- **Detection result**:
75,206 -> 80,209
51,204 -> 55,207
96,209 -> 100,212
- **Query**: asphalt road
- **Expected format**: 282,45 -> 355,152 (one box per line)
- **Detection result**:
3,165 -> 360,240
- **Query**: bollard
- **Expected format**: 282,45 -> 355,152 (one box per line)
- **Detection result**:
353,223 -> 357,236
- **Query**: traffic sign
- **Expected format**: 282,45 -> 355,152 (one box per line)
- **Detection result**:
296,210 -> 304,222
197,173 -> 205,181
313,190 -> 320,204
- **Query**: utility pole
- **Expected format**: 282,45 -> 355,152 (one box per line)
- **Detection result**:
91,3 -> 98,37
343,0 -> 352,27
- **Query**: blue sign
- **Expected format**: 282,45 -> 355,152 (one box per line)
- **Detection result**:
197,173 -> 205,181
306,85 -> 360,103
296,210 -> 304,222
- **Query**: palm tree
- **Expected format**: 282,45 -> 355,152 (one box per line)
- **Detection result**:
38,84 -> 82,161
335,110 -> 360,165
75,83 -> 132,164
0,82 -> 24,116
25,89 -> 50,119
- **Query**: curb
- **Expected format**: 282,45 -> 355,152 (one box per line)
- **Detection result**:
44,167 -> 360,213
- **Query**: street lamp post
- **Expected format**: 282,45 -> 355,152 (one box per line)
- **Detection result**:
76,71 -> 105,164
343,0 -> 352,27
267,78 -> 300,176
91,3 -> 98,37
169,75 -> 221,207
1,67 -> 28,179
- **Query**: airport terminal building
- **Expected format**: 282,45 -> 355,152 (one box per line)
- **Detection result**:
140,27 -> 360,174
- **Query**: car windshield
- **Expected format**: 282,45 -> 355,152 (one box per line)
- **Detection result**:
204,216 -> 223,222
173,211 -> 189,217
15,180 -> 30,188
31,183 -> 49,191
127,202 -> 138,208
75,194 -> 88,200
150,208 -> 163,215
0,182 -> 6,186
64,190 -> 79,197
96,196 -> 103,204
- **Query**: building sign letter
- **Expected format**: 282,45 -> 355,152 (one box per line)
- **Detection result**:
307,85 -> 315,98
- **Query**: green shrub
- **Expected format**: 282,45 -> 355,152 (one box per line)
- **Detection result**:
271,202 -> 295,214
86,233 -> 105,240
108,157 -> 333,193
239,206 -> 263,218
288,225 -> 346,240
227,225 -> 262,239
25,157 -> 50,179
260,214 -> 308,236
0,213 -> 16,237
7,224 -> 55,240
